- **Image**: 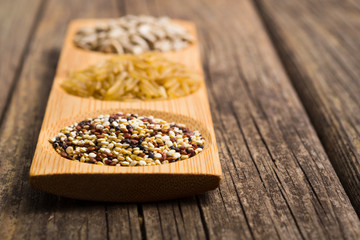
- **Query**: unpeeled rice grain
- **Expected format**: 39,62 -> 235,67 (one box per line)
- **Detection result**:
61,53 -> 200,100
50,113 -> 205,166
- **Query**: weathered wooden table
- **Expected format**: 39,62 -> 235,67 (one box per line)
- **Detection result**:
1,0 -> 360,239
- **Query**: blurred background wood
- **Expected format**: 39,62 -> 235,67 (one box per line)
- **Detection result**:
0,0 -> 359,239
0,0 -> 43,124
255,0 -> 360,216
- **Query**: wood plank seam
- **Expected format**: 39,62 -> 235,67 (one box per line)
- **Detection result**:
252,0 -> 360,216
192,0 -> 360,238
1,0 -> 360,238
0,0 -> 47,129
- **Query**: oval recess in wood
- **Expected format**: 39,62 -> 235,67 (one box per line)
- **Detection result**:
30,19 -> 222,202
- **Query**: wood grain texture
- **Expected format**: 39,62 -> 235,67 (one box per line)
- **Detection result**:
0,0 -> 43,123
254,0 -> 360,215
123,0 -> 360,239
0,0 -> 122,239
29,19 -> 222,202
1,0 -> 360,239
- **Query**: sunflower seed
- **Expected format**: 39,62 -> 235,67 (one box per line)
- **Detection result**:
73,15 -> 193,54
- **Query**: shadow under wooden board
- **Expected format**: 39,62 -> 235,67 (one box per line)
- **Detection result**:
29,19 -> 222,202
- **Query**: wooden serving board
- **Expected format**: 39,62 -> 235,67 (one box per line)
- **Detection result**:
29,19 -> 222,202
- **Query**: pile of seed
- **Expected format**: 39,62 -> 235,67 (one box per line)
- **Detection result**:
61,53 -> 200,101
74,15 -> 194,54
50,113 -> 205,166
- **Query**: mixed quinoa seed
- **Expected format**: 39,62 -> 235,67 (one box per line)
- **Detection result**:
49,113 -> 205,166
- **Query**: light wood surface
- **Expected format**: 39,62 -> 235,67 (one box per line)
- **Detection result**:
29,19 -> 222,202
